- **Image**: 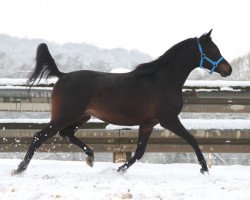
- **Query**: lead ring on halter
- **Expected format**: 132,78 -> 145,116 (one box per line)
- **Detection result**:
196,38 -> 224,74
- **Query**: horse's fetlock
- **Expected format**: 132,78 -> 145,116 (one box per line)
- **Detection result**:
85,147 -> 94,156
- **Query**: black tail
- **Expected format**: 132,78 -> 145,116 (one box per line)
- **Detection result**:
27,43 -> 64,85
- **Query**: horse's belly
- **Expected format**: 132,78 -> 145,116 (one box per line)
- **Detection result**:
85,88 -> 157,125
85,105 -> 153,126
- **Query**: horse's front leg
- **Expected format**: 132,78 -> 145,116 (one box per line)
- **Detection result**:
117,124 -> 153,172
160,117 -> 208,174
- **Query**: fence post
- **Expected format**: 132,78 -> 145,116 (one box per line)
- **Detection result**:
208,153 -> 213,169
15,98 -> 22,111
113,152 -> 132,163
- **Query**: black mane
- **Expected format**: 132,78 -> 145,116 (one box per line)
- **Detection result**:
133,38 -> 194,75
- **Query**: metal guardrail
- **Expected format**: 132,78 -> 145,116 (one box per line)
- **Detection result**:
0,87 -> 250,112
1,123 -> 250,154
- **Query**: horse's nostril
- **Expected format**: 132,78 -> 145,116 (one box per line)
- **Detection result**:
228,67 -> 232,75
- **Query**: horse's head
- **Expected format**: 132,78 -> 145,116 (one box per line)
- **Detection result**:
197,30 -> 232,77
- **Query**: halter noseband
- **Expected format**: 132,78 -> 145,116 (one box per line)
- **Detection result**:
196,38 -> 224,74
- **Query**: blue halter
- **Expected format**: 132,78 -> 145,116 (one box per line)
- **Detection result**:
196,38 -> 224,74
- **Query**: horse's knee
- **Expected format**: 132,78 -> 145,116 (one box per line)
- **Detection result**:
58,125 -> 77,138
33,124 -> 58,140
58,116 -> 90,138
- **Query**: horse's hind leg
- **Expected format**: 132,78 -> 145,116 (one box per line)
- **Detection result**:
12,122 -> 61,175
58,114 -> 94,167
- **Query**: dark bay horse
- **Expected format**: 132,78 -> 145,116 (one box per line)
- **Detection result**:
12,30 -> 232,175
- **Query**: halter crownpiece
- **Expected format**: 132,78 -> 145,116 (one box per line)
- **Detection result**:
196,37 -> 224,74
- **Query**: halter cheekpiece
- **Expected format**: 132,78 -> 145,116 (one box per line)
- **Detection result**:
196,37 -> 224,74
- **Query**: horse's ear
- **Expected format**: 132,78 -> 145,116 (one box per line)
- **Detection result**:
207,29 -> 213,37
199,29 -> 213,41
205,29 -> 213,40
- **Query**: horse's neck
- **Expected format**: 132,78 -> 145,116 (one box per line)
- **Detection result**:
159,42 -> 199,89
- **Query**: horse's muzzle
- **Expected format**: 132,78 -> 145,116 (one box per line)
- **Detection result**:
219,63 -> 232,77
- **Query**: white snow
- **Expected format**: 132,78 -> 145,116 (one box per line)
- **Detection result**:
0,118 -> 50,124
0,118 -> 102,124
184,80 -> 250,88
110,68 -> 131,73
0,86 -> 53,90
1,78 -> 250,88
1,118 -> 250,130
107,119 -> 250,130
0,159 -> 249,200
106,124 -> 140,130
0,78 -> 58,86
168,119 -> 250,130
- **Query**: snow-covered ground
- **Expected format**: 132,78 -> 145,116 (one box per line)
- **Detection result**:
0,159 -> 249,200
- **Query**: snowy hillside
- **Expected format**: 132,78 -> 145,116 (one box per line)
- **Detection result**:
0,34 -> 152,78
0,159 -> 250,200
1,34 -> 250,81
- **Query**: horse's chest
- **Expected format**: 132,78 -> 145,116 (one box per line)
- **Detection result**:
160,92 -> 183,114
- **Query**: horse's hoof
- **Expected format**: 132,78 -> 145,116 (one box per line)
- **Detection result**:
86,155 -> 94,167
11,169 -> 24,176
117,165 -> 128,173
200,168 -> 209,175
